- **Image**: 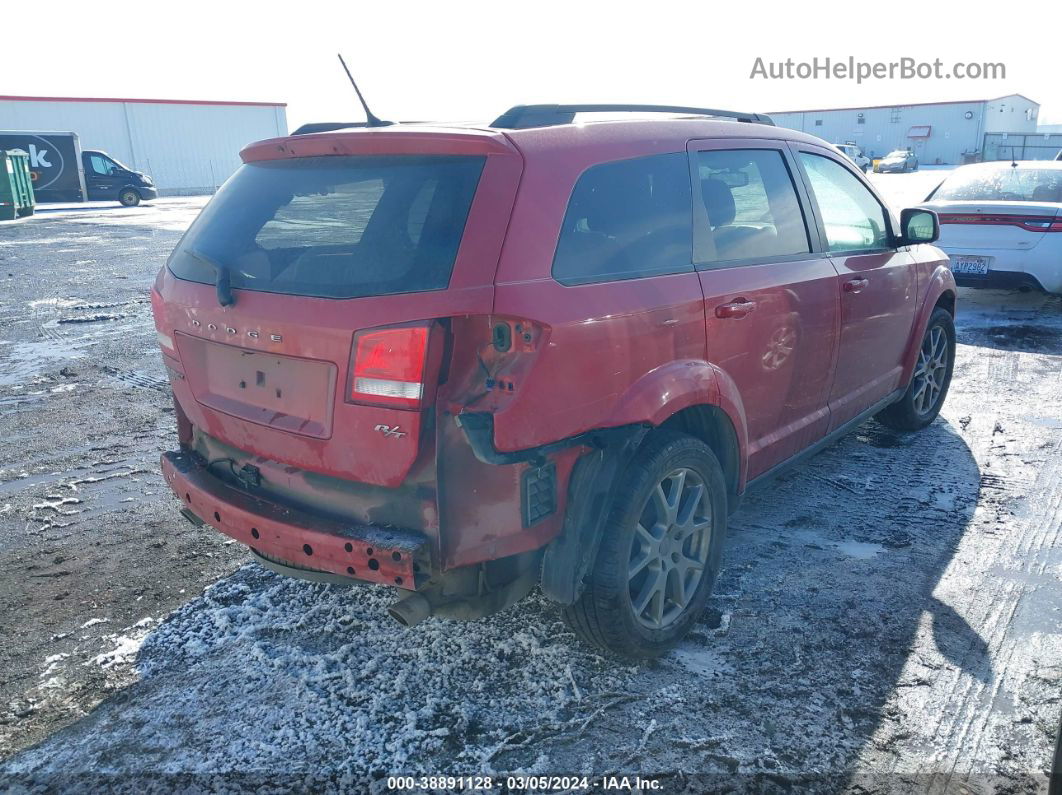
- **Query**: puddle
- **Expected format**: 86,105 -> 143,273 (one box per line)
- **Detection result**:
0,339 -> 84,387
790,529 -> 886,560
834,540 -> 886,560
1025,415 -> 1062,429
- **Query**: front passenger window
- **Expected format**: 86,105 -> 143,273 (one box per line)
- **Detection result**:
798,153 -> 890,251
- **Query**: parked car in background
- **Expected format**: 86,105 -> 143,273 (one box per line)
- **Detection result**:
834,143 -> 870,172
922,161 -> 1062,294
0,130 -> 156,205
876,149 -> 919,173
152,104 -> 955,658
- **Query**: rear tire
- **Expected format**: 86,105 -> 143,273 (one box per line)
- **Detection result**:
119,188 -> 141,207
877,307 -> 955,431
562,431 -> 727,658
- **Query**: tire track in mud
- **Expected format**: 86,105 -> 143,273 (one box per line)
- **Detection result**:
859,338 -> 1062,790
953,430 -> 1062,782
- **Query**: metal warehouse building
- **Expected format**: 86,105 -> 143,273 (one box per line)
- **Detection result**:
770,94 -> 1047,165
0,95 -> 288,195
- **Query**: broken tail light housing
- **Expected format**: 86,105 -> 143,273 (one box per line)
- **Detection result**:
150,287 -> 176,354
347,322 -> 445,410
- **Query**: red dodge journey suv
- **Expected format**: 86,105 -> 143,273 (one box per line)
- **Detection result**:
152,104 -> 955,657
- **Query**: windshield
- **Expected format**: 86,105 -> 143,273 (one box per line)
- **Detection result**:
885,151 -> 907,159
930,167 -> 1062,202
167,155 -> 485,299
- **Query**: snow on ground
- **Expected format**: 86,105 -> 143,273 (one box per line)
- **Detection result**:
1,182 -> 1061,792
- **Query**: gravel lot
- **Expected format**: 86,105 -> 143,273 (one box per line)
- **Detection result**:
0,177 -> 1060,792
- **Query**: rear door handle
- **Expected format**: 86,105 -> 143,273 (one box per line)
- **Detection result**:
715,298 -> 757,319
843,278 -> 869,293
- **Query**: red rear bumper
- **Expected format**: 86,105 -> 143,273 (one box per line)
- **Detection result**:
161,451 -> 428,588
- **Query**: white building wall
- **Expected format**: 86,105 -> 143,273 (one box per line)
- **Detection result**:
983,95 -> 1039,133
0,98 -> 287,194
770,94 -> 1040,165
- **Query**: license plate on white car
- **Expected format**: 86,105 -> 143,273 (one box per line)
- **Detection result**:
951,255 -> 990,275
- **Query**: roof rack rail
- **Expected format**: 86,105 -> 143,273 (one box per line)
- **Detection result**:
490,104 -> 775,130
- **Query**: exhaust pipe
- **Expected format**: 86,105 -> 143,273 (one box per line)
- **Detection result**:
388,592 -> 431,628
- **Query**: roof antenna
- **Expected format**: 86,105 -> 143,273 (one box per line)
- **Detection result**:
337,54 -> 391,127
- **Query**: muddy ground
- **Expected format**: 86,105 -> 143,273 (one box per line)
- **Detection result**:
0,188 -> 1061,793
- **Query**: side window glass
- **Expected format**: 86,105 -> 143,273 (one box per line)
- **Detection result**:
694,149 -> 810,264
89,154 -> 110,176
798,153 -> 890,251
552,153 -> 692,285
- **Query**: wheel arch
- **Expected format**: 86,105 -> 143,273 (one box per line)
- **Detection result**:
900,262 -> 957,386
541,364 -> 749,606
605,358 -> 749,493
658,404 -> 741,512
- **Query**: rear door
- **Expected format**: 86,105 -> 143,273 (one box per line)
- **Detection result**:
689,139 -> 839,480
790,144 -> 917,430
156,133 -> 522,488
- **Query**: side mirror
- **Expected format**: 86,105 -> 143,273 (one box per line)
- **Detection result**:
898,208 -> 939,246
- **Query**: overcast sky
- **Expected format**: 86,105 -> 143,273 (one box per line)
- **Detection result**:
4,0 -> 1058,128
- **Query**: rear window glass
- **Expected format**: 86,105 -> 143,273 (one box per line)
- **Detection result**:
552,153 -> 692,285
167,155 -> 485,299
930,167 -> 1062,203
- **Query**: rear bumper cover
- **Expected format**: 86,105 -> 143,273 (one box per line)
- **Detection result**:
161,450 -> 428,588
940,246 -> 1061,294
951,270 -> 1046,291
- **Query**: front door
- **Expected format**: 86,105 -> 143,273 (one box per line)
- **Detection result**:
83,152 -> 121,200
791,146 -> 917,431
689,140 -> 839,481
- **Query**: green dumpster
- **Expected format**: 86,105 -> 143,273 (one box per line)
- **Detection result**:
0,149 -> 35,221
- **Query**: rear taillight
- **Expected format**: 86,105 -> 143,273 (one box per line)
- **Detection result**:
938,213 -> 1062,232
150,288 -> 175,354
348,324 -> 437,409
1022,219 -> 1062,232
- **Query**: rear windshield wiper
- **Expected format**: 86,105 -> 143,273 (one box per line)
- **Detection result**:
185,248 -> 235,307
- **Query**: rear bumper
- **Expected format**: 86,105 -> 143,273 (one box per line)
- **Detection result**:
940,246 -> 1062,294
161,450 -> 429,588
951,270 -> 1046,291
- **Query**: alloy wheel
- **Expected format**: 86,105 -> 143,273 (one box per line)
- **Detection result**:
912,325 -> 948,415
627,467 -> 712,630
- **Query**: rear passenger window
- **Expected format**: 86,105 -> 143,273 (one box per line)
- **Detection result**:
694,149 -> 810,264
552,153 -> 692,285
798,153 -> 890,251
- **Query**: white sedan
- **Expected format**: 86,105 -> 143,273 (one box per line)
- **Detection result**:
921,161 -> 1062,294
